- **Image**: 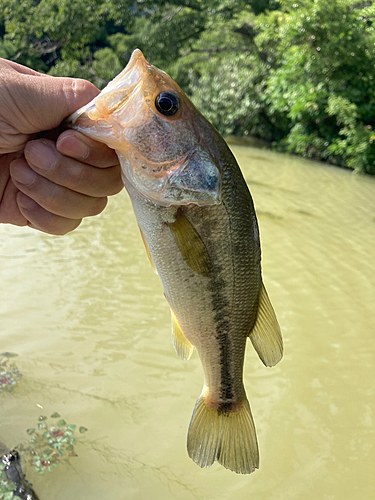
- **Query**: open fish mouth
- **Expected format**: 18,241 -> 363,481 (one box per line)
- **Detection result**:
66,49 -> 147,140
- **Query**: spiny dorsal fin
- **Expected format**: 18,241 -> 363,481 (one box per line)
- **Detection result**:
167,210 -> 211,277
139,227 -> 158,275
249,282 -> 283,367
171,310 -> 194,360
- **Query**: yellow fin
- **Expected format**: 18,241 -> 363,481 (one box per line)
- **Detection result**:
187,394 -> 259,474
167,210 -> 211,277
249,282 -> 283,367
139,228 -> 158,275
171,310 -> 194,360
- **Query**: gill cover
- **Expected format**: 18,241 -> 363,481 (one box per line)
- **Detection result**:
67,49 -> 222,207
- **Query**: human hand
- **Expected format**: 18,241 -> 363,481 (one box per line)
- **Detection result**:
0,59 -> 123,234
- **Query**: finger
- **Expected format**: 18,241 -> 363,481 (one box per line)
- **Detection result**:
57,130 -> 119,168
24,139 -> 123,197
0,177 -> 27,226
13,73 -> 99,134
10,158 -> 108,219
17,192 -> 82,235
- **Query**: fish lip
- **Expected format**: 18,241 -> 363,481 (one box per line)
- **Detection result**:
100,49 -> 148,96
66,49 -> 148,128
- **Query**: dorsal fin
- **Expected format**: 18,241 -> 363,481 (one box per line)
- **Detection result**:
171,309 -> 194,360
249,282 -> 283,367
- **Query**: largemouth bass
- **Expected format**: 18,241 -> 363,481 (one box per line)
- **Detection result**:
67,49 -> 283,474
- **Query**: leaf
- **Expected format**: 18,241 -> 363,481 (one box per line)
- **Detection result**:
50,412 -> 61,418
27,428 -> 36,435
79,426 -> 88,434
57,420 -> 66,427
3,492 -> 16,500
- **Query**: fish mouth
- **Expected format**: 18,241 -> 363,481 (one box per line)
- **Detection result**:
66,49 -> 148,141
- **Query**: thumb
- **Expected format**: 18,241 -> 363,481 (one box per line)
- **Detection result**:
15,73 -> 99,134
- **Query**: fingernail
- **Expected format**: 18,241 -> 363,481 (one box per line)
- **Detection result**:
58,134 -> 89,160
25,140 -> 57,171
11,161 -> 37,186
17,193 -> 38,211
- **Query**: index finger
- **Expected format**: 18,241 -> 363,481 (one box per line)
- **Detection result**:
56,130 -> 119,168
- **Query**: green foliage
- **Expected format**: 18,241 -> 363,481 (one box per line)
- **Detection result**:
0,462 -> 16,500
256,0 -> 375,173
1,0 -> 375,173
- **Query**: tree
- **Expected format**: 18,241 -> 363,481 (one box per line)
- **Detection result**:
1,0 -> 374,173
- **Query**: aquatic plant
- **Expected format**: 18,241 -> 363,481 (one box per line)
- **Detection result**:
0,353 -> 22,393
0,461 -> 16,500
18,413 -> 88,475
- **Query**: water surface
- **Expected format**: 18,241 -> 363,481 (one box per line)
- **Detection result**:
1,146 -> 374,499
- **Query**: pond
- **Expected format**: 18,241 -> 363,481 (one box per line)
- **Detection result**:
0,145 -> 374,499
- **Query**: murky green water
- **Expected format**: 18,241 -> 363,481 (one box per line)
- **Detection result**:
1,146 -> 374,499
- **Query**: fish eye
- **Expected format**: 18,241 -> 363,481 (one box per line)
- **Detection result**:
155,91 -> 180,117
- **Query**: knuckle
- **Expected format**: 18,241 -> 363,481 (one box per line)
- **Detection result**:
42,184 -> 61,213
63,78 -> 97,107
68,164 -> 88,191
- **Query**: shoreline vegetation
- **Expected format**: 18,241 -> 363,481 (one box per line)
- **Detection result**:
1,0 -> 374,175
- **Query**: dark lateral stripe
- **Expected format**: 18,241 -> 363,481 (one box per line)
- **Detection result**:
209,269 -> 234,406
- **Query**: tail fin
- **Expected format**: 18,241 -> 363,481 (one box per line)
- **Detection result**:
187,394 -> 259,474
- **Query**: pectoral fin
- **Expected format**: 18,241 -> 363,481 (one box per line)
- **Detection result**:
249,283 -> 283,367
167,210 -> 211,277
171,310 -> 194,360
139,228 -> 158,275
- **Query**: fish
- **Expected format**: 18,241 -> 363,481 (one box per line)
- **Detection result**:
67,49 -> 283,474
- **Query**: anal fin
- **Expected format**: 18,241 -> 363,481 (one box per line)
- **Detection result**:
171,310 -> 194,360
249,282 -> 283,367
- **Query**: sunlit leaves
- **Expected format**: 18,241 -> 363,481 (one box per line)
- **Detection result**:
257,0 -> 375,172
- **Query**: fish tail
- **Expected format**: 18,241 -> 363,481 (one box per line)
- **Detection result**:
187,394 -> 259,474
